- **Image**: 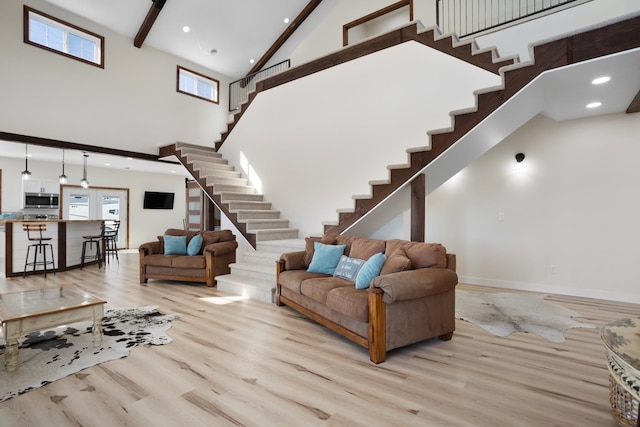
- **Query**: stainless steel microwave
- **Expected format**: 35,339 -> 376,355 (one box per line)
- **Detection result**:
24,192 -> 60,209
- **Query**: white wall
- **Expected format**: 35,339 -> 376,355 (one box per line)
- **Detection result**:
219,41 -> 500,239
289,0 -> 391,67
0,0 -> 231,155
424,113 -> 640,303
0,158 -> 186,248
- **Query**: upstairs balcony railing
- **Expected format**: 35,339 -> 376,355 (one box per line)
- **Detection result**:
229,60 -> 290,112
436,0 -> 591,38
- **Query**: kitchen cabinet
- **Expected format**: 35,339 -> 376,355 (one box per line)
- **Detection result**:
23,179 -> 60,194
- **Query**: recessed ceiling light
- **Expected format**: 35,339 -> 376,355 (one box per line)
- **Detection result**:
284,18 -> 290,24
104,163 -> 111,167
586,102 -> 602,109
249,59 -> 255,64
182,26 -> 190,33
592,76 -> 611,85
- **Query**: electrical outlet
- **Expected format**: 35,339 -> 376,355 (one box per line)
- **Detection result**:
551,265 -> 558,274
498,211 -> 504,221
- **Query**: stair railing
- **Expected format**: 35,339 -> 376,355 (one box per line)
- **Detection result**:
229,60 -> 291,112
436,0 -> 591,38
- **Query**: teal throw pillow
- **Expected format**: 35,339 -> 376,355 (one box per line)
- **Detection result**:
164,234 -> 187,255
307,242 -> 346,275
355,252 -> 387,289
187,234 -> 203,256
333,255 -> 365,282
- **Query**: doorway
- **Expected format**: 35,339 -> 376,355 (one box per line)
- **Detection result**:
61,186 -> 129,248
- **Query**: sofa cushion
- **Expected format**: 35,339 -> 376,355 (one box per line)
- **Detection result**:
187,234 -> 203,256
307,242 -> 346,275
279,270 -> 329,294
334,234 -> 360,257
333,255 -> 365,282
381,246 -> 412,275
164,235 -> 187,255
301,277 -> 352,305
171,255 -> 206,269
143,254 -> 175,267
385,240 -> 447,269
348,238 -> 386,260
355,252 -> 386,289
326,287 -> 369,323
304,235 -> 337,266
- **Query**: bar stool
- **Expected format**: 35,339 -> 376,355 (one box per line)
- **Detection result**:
81,222 -> 105,269
23,223 -> 56,277
103,220 -> 120,264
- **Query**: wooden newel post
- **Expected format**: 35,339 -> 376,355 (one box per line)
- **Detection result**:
411,174 -> 425,242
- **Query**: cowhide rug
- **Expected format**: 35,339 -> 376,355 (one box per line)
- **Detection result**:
455,290 -> 595,343
0,305 -> 181,402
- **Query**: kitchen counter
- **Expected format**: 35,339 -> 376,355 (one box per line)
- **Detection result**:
5,220 -> 105,277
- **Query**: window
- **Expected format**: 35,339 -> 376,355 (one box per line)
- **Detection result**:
24,6 -> 104,68
177,66 -> 219,104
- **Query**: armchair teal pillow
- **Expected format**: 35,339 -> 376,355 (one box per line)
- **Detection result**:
163,234 -> 187,255
307,242 -> 346,275
187,234 -> 203,256
355,252 -> 387,289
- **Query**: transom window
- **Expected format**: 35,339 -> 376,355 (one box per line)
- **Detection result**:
24,6 -> 104,68
177,66 -> 219,104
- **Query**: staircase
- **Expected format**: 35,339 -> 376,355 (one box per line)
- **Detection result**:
158,143 -> 300,303
215,239 -> 305,303
159,14 -> 640,304
210,17 -> 640,236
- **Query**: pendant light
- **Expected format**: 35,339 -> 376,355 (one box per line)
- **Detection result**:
59,149 -> 68,184
80,152 -> 89,188
21,144 -> 31,180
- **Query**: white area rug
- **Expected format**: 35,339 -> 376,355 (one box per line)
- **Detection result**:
0,306 -> 181,402
455,290 -> 595,343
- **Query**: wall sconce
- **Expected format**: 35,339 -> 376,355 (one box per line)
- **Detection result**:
80,152 -> 89,188
21,144 -> 32,180
59,149 -> 68,184
515,152 -> 525,171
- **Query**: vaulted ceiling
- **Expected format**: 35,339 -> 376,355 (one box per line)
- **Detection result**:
41,0 -> 328,79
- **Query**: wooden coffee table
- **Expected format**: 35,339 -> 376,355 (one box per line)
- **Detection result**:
0,284 -> 106,372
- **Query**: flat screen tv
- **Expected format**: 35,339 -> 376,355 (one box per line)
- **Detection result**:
143,191 -> 175,209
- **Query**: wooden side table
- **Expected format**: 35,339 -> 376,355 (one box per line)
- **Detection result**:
601,318 -> 640,427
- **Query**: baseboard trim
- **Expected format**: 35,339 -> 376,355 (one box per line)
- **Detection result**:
458,275 -> 640,304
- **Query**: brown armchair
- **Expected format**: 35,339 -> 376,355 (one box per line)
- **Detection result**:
139,228 -> 237,287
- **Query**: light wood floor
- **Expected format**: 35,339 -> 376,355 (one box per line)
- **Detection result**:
0,252 -> 638,426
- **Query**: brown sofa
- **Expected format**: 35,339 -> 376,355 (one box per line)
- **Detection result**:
276,234 -> 457,363
139,228 -> 237,287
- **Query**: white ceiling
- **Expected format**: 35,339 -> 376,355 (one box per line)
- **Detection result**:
41,0 -> 315,79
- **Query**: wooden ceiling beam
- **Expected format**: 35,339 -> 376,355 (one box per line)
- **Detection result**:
626,90 -> 640,114
246,0 -> 323,76
134,0 -> 167,49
